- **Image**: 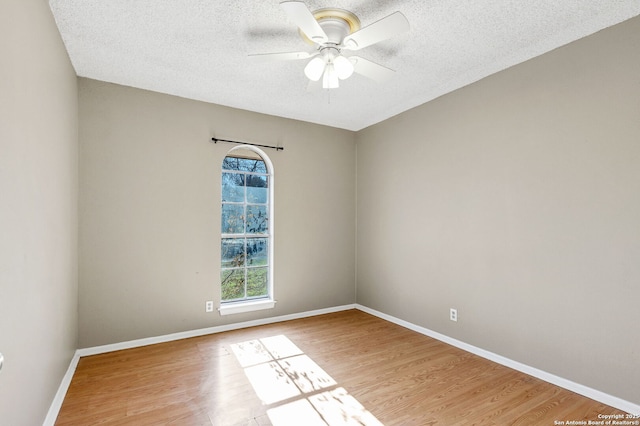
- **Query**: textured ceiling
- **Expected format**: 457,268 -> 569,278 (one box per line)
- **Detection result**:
49,0 -> 640,131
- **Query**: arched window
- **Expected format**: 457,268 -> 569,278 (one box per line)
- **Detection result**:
219,146 -> 274,315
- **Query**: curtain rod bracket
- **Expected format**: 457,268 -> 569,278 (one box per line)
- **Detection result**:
211,137 -> 284,151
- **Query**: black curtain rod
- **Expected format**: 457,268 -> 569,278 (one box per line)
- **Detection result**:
211,137 -> 284,151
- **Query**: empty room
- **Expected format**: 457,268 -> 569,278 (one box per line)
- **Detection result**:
1,0 -> 639,425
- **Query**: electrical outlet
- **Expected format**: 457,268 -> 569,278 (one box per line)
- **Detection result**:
450,308 -> 458,322
205,301 -> 214,313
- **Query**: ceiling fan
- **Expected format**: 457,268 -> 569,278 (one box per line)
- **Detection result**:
250,1 -> 410,89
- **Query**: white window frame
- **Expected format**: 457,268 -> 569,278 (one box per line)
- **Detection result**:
219,145 -> 275,315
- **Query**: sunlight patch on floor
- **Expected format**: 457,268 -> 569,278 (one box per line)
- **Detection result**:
267,399 -> 328,426
243,360 -> 302,404
230,335 -> 383,426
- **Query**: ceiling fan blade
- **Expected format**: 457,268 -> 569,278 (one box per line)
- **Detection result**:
280,1 -> 328,44
248,51 -> 314,62
350,56 -> 395,83
342,11 -> 409,51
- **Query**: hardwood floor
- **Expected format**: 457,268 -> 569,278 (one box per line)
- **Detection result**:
56,310 -> 627,425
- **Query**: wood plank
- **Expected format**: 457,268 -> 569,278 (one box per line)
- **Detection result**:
55,310 -> 628,425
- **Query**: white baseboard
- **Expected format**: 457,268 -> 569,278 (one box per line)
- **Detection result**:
77,304 -> 356,357
43,351 -> 81,426
355,304 -> 640,415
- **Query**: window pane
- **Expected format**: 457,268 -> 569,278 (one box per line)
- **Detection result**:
222,173 -> 244,202
247,238 -> 268,266
222,157 -> 243,171
222,204 -> 244,233
247,175 -> 268,204
222,239 -> 245,268
221,151 -> 270,305
223,157 -> 267,173
246,205 -> 268,234
247,267 -> 268,298
221,269 -> 245,301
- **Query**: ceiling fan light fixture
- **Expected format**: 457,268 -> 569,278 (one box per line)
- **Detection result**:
333,54 -> 354,79
322,63 -> 339,89
304,56 -> 326,81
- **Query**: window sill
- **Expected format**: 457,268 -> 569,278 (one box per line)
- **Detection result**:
218,299 -> 276,316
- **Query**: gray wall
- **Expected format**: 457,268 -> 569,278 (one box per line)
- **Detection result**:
356,16 -> 640,404
1,1 -> 637,420
78,79 -> 356,348
0,0 -> 79,424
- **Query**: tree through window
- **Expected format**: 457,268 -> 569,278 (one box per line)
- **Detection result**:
221,148 -> 272,304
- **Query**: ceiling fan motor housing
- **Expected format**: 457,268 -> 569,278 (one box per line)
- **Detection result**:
318,18 -> 351,45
